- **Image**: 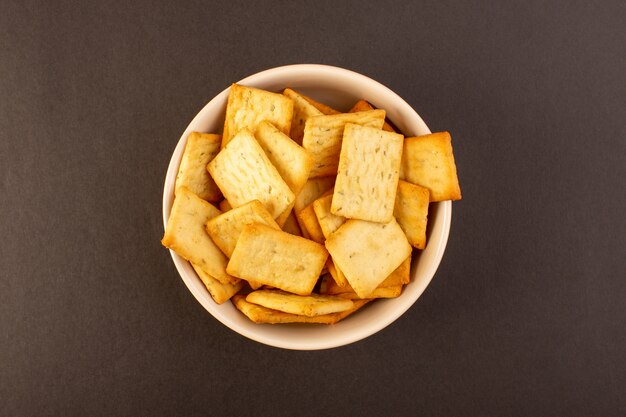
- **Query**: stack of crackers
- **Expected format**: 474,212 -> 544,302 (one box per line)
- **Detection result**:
162,84 -> 461,324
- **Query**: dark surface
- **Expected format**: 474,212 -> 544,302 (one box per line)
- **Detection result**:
1,1 -> 624,416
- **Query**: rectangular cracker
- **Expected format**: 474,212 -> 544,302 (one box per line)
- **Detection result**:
222,84 -> 294,147
302,110 -> 386,177
326,257 -> 349,287
399,131 -> 462,202
175,132 -> 223,201
325,256 -> 410,294
394,180 -> 430,249
296,90 -> 340,115
294,177 -> 335,238
232,295 -> 340,324
348,99 -> 396,132
161,187 -> 237,284
192,263 -> 242,304
254,121 -> 313,195
325,218 -> 411,298
331,123 -> 404,222
296,203 -> 325,244
337,285 -> 403,299
206,199 -> 280,258
246,290 -> 353,317
208,129 -> 295,220
283,88 -> 324,144
312,194 -> 346,239
281,209 -> 302,236
227,223 -> 328,295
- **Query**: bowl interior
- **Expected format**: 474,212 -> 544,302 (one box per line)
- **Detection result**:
163,64 -> 451,350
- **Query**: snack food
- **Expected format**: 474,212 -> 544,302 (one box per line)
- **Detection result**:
163,83 -> 462,326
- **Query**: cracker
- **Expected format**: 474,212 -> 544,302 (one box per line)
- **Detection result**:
326,258 -> 349,287
231,295 -> 339,324
325,256 -> 410,295
205,199 -> 280,258
161,187 -> 237,284
312,194 -> 346,239
282,88 -> 324,144
175,132 -> 223,201
296,203 -> 325,244
227,223 -> 328,295
302,110 -> 386,177
399,131 -> 462,201
294,177 -> 335,238
337,285 -> 403,299
191,263 -> 242,304
246,290 -> 354,317
222,84 -> 294,147
394,180 -> 430,249
348,99 -> 396,132
218,199 -> 232,212
331,123 -> 404,222
295,90 -> 340,115
207,129 -> 295,220
325,218 -> 411,298
254,121 -> 313,195
281,209 -> 302,236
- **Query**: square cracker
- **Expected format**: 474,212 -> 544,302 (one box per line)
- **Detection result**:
254,121 -> 313,195
192,263 -> 242,304
207,129 -> 295,220
206,199 -> 280,258
399,131 -> 462,202
324,255 -> 410,295
331,124 -> 404,223
161,187 -> 237,285
175,132 -> 223,201
325,218 -> 411,298
394,180 -> 430,249
227,223 -> 328,296
282,88 -> 324,144
348,99 -> 396,133
222,84 -> 294,147
302,110 -> 386,178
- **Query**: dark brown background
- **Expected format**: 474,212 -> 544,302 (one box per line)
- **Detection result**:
1,1 -> 624,416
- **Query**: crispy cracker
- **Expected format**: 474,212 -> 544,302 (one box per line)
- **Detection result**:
191,263 -> 242,304
348,99 -> 395,132
227,223 -> 328,295
295,90 -> 340,115
325,218 -> 411,298
175,132 -> 223,201
222,84 -> 293,147
207,129 -> 295,220
312,194 -> 346,239
161,187 -> 236,284
283,88 -> 324,144
399,132 -> 462,202
296,203 -> 325,244
325,256 -> 410,294
246,290 -> 354,317
394,180 -> 429,249
337,285 -> 403,299
331,124 -> 404,222
206,199 -> 280,258
254,121 -> 313,195
232,295 -> 339,324
281,209 -> 302,236
302,110 -> 386,177
218,199 -> 232,212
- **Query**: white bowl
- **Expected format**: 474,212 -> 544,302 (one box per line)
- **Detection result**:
162,64 -> 451,350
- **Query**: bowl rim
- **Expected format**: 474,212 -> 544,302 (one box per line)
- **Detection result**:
162,64 -> 451,350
